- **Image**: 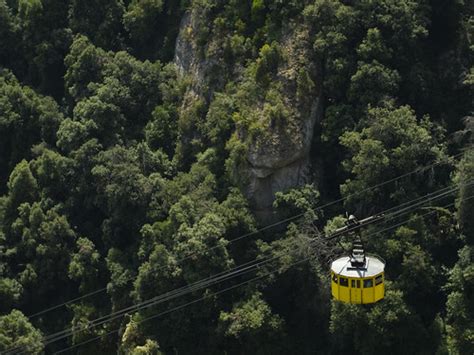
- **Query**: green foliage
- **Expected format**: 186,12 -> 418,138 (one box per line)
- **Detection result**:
201,92 -> 235,147
225,133 -> 249,188
0,1 -> 472,353
340,103 -> 445,212
4,201 -> 77,295
17,0 -> 42,22
5,160 -> 38,214
121,319 -> 163,354
68,237 -> 101,293
145,105 -> 178,155
455,150 -> 474,243
330,287 -> 439,354
0,309 -> 43,354
29,146 -> 72,200
274,184 -> 320,220
106,248 -> 134,312
133,243 -> 179,301
219,292 -> 285,351
0,70 -> 63,187
68,302 -> 104,350
123,0 -> 164,50
175,212 -> 233,281
64,35 -> 108,101
68,0 -> 125,50
255,42 -> 280,85
445,246 -> 474,354
357,28 -> 392,63
0,1 -> 18,68
65,35 -> 171,147
321,103 -> 355,144
349,60 -> 400,106
92,146 -> 152,247
0,278 -> 23,311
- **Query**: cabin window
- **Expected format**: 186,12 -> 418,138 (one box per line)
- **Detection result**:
375,274 -> 383,285
339,277 -> 348,287
363,279 -> 373,288
332,274 -> 338,283
351,279 -> 360,288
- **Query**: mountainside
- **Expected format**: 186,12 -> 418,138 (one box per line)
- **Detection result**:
0,0 -> 473,354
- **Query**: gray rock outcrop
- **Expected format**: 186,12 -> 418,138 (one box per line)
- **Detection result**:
174,10 -> 322,222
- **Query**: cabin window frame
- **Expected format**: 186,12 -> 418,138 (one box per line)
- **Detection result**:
375,274 -> 383,285
339,277 -> 349,287
351,279 -> 361,288
363,279 -> 373,288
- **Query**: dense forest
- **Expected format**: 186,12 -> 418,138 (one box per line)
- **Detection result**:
0,0 -> 473,354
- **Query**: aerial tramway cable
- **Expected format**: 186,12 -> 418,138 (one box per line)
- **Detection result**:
26,149 -> 471,320
53,256 -> 314,355
47,191 -> 474,355
7,181 -> 471,355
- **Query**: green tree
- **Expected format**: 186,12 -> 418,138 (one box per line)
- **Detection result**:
29,146 -> 73,201
0,70 -> 63,188
65,36 -> 168,145
0,0 -> 20,70
5,202 -> 77,302
16,0 -> 72,98
106,247 -> 135,312
349,60 -> 400,107
64,35 -> 108,101
356,28 -> 392,63
445,150 -> 474,354
330,288 -> 437,354
340,103 -> 445,213
68,237 -> 101,293
133,243 -> 179,302
145,105 -> 178,155
120,319 -> 163,355
92,145 -> 152,248
0,309 -> 43,354
4,160 -> 38,216
218,292 -> 286,353
68,0 -> 125,50
445,246 -> 474,354
123,0 -> 164,56
456,150 -> 474,243
0,278 -> 23,312
255,42 -> 280,86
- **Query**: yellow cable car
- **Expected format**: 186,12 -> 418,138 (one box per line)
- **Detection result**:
330,254 -> 385,304
329,214 -> 386,304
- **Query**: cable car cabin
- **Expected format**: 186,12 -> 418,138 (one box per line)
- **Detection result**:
330,254 -> 385,304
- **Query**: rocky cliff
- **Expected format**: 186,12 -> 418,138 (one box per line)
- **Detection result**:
174,8 -> 322,222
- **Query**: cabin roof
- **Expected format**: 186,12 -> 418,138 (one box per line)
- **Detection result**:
330,255 -> 385,278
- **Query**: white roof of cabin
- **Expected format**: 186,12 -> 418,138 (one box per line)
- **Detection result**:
330,255 -> 385,278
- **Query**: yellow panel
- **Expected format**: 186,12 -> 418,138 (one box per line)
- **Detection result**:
340,286 -> 350,303
332,272 -> 385,304
362,280 -> 374,304
339,276 -> 350,303
350,278 -> 362,304
331,273 -> 386,304
374,273 -> 384,302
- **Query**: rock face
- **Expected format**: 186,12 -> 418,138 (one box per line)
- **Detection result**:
245,102 -> 321,221
244,28 -> 322,221
174,10 -> 322,222
174,8 -> 226,99
174,11 -> 193,77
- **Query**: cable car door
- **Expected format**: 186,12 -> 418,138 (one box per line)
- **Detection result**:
350,279 -> 362,304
